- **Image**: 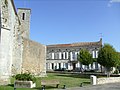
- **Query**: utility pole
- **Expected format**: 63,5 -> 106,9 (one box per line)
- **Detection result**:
99,33 -> 103,39
23,0 -> 27,8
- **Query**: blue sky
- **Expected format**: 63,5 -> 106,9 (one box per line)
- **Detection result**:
14,0 -> 120,52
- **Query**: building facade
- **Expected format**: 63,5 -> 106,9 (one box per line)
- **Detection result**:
0,0 -> 46,85
46,39 -> 102,71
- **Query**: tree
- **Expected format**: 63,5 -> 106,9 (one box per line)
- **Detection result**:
116,52 -> 120,72
117,52 -> 120,66
77,49 -> 93,66
97,44 -> 119,76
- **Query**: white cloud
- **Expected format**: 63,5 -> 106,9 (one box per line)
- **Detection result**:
110,0 -> 120,3
108,0 -> 120,7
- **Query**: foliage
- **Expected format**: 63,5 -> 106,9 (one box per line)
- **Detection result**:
97,44 -> 119,70
15,73 -> 36,83
93,58 -> 97,62
77,49 -> 93,66
116,52 -> 120,66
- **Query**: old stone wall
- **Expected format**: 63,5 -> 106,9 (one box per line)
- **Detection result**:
0,0 -> 18,85
0,0 -> 47,85
22,38 -> 46,76
97,77 -> 120,84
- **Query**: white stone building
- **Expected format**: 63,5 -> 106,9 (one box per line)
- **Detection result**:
46,39 -> 102,71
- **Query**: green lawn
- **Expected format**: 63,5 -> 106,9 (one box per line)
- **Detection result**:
0,72 -> 90,90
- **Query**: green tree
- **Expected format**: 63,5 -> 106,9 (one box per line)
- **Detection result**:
116,52 -> 120,72
117,52 -> 120,66
97,44 -> 119,76
77,49 -> 93,66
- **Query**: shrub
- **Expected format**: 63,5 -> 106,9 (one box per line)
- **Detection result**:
15,73 -> 36,83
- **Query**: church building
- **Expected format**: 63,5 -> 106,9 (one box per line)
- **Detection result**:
0,0 -> 46,85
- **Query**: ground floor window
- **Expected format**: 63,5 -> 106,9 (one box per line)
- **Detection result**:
65,63 -> 68,69
52,63 -> 54,69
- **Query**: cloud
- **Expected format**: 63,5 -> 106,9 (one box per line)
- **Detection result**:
110,0 -> 120,3
108,0 -> 120,7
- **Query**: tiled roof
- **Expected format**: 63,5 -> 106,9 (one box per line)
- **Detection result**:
47,38 -> 102,48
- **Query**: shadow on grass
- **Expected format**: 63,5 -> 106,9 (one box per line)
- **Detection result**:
34,86 -> 59,90
8,84 -> 14,87
55,73 -> 90,79
83,82 -> 90,84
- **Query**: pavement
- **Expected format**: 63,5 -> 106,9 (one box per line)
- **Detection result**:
59,83 -> 120,90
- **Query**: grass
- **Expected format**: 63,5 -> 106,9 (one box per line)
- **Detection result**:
0,72 -> 90,90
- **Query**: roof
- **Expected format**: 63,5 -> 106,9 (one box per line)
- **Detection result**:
17,8 -> 31,10
47,38 -> 102,48
17,8 -> 31,14
11,0 -> 17,15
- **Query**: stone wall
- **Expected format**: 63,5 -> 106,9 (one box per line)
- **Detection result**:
0,0 -> 47,85
97,77 -> 120,84
22,38 -> 46,76
0,2 -> 1,43
0,0 -> 17,85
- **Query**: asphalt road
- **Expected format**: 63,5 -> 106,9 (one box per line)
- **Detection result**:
59,83 -> 120,90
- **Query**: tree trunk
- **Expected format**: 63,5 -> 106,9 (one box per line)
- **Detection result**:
106,67 -> 111,77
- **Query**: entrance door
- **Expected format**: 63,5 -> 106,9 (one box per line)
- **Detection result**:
59,63 -> 61,69
73,63 -> 76,70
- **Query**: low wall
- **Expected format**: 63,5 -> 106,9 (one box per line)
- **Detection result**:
14,81 -> 36,88
97,77 -> 120,84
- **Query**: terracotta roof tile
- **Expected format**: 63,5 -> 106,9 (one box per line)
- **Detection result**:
47,39 -> 102,48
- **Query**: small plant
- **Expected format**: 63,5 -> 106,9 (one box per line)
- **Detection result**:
15,73 -> 36,83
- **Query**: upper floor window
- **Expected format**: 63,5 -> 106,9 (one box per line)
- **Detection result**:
72,52 -> 75,60
61,53 -> 63,59
65,52 -> 67,59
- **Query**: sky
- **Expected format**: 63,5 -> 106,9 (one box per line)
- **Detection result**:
14,0 -> 120,52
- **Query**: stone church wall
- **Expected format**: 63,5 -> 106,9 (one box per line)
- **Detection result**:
22,38 -> 46,76
0,0 -> 18,85
0,0 -> 46,85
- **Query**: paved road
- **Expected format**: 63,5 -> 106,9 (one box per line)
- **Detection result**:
59,83 -> 120,90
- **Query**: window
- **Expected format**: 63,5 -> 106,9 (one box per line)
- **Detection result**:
61,53 -> 63,59
65,63 -> 68,69
22,13 -> 25,20
96,51 -> 98,58
57,53 -> 59,59
92,51 -> 95,58
54,53 -> 57,59
94,51 -> 96,58
52,53 -> 54,59
72,52 -> 75,60
52,63 -> 54,69
65,52 -> 67,59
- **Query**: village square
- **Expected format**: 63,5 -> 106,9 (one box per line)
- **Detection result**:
0,0 -> 120,90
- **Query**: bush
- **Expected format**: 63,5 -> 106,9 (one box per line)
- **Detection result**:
15,73 -> 36,83
54,68 -> 66,71
84,70 -> 95,72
